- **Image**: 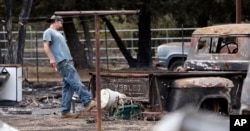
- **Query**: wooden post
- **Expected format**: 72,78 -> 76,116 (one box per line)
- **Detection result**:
236,0 -> 241,23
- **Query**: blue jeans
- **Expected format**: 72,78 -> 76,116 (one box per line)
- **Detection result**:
56,60 -> 92,113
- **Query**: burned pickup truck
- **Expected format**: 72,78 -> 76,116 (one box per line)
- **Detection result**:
88,24 -> 250,119
181,24 -> 250,114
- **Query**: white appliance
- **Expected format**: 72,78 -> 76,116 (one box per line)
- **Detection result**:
0,65 -> 22,103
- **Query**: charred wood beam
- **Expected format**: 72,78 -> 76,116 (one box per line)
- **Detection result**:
102,17 -> 138,67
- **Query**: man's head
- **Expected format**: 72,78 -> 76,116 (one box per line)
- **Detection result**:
47,15 -> 63,23
47,15 -> 63,29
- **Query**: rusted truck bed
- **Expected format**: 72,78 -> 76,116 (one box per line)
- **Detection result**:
89,70 -> 246,116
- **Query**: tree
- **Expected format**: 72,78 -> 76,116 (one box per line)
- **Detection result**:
75,0 -> 94,68
16,0 -> 33,64
4,0 -> 13,64
101,0 -> 152,68
4,0 -> 33,64
153,0 -> 236,27
137,0 -> 151,67
79,17 -> 94,68
63,17 -> 87,69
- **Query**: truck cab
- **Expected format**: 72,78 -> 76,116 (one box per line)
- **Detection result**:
184,24 -> 250,71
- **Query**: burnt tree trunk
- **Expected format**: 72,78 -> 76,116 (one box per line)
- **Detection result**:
137,0 -> 152,67
102,17 -> 138,67
63,17 -> 87,69
75,1 -> 94,69
5,0 -> 14,64
80,16 -> 94,68
16,0 -> 33,64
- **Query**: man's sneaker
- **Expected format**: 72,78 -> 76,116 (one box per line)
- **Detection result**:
60,112 -> 79,119
85,100 -> 96,112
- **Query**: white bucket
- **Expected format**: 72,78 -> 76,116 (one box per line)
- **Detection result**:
101,88 -> 126,110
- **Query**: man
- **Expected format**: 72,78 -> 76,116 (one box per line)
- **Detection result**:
43,15 -> 96,118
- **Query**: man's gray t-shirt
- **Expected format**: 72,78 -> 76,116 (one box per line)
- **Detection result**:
43,28 -> 72,63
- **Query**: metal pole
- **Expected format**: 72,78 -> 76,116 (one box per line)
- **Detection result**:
236,0 -> 241,23
35,28 -> 39,82
94,15 -> 102,131
104,26 -> 109,70
181,24 -> 184,63
55,10 -> 139,16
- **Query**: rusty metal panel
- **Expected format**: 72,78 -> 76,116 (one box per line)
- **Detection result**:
91,72 -> 151,102
193,24 -> 250,35
172,77 -> 234,88
185,61 -> 249,71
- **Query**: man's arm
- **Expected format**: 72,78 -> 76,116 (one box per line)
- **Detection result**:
43,41 -> 56,69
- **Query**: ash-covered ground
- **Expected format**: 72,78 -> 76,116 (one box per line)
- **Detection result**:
0,81 -> 156,131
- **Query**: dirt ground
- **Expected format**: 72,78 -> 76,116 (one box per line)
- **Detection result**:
0,66 -> 159,131
1,112 -> 155,131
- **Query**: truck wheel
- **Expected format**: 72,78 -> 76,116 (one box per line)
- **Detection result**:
169,60 -> 185,72
200,99 -> 228,115
201,100 -> 220,112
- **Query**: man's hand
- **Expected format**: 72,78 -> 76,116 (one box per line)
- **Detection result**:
50,60 -> 57,72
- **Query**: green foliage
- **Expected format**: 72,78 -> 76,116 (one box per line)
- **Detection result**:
150,0 -> 247,27
1,0 -> 250,34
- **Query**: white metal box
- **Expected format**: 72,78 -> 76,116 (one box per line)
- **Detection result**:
0,64 -> 22,102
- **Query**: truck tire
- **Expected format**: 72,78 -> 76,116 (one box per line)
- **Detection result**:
200,98 -> 228,115
168,59 -> 185,72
